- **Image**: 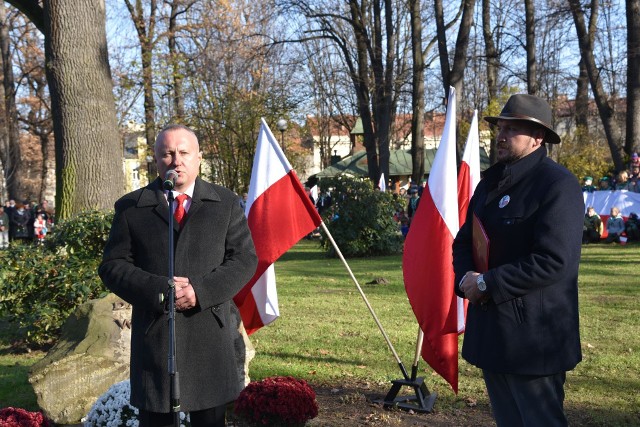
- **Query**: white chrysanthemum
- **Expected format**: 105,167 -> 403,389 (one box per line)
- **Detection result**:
84,380 -> 191,427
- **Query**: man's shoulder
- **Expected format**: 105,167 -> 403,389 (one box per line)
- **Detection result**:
536,157 -> 579,186
195,178 -> 239,202
113,187 -> 152,211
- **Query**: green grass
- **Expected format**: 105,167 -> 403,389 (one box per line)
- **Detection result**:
1,241 -> 639,425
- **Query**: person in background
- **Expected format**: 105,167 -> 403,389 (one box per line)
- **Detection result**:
598,176 -> 612,191
629,152 -> 640,171
625,212 -> 640,242
5,200 -> 15,242
406,187 -> 420,223
615,170 -> 630,190
10,202 -> 31,242
629,165 -> 640,192
605,206 -> 625,244
33,213 -> 47,245
99,124 -> 258,427
0,207 -> 9,249
239,192 -> 248,212
453,94 -> 583,427
581,176 -> 596,193
583,206 -> 602,244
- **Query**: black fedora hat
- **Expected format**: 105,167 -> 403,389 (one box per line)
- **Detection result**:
484,94 -> 561,144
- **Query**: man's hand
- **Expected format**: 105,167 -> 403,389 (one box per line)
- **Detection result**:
459,271 -> 490,305
174,276 -> 198,311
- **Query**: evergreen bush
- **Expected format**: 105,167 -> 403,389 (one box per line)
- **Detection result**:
319,176 -> 403,257
0,210 -> 113,348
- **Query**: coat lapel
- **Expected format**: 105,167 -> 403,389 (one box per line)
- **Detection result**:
137,178 -> 172,226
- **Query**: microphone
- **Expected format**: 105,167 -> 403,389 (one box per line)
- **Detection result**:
163,170 -> 178,190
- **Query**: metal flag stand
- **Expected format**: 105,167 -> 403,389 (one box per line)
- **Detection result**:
319,222 -> 437,413
375,328 -> 437,412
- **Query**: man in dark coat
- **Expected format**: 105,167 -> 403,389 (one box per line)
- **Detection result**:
453,94 -> 583,426
99,124 -> 258,427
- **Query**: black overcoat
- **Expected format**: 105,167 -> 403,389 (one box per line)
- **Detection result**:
99,177 -> 258,412
453,147 -> 583,375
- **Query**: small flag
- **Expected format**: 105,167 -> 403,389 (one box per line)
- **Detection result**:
378,173 -> 386,192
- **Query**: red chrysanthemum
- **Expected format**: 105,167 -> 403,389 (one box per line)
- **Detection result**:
235,376 -> 318,426
0,407 -> 50,427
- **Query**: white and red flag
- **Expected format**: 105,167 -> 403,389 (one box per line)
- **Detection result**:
403,87 -> 460,393
234,118 -> 322,335
378,173 -> 387,192
455,110 -> 481,332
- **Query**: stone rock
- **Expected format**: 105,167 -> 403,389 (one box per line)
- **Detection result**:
29,293 -> 255,425
29,293 -> 131,425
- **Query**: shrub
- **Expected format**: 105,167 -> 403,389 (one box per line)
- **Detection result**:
319,176 -> 403,257
0,210 -> 113,348
234,376 -> 318,426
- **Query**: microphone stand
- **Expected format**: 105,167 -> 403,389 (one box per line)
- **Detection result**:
166,190 -> 181,427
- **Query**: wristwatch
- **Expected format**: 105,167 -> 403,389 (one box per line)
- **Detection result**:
476,274 -> 487,292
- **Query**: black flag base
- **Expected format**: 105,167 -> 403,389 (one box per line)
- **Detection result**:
374,376 -> 437,413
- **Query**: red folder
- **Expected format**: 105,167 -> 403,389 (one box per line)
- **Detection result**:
472,213 -> 490,273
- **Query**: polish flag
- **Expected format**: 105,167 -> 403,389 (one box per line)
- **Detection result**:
403,87 -> 460,393
378,173 -> 386,192
455,110 -> 481,333
234,118 -> 322,335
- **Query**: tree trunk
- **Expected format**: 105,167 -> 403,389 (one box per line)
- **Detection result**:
43,0 -> 124,218
626,0 -> 640,155
575,58 -> 589,129
0,2 -> 23,200
409,0 -> 425,184
568,0 -> 624,171
524,0 -> 538,95
482,0 -> 498,164
168,1 -> 186,122
434,0 -> 450,92
125,0 -> 157,179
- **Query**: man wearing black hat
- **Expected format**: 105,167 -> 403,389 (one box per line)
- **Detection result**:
453,94 -> 583,426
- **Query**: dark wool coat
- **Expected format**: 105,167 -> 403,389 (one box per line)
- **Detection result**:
99,177 -> 258,412
453,147 -> 583,375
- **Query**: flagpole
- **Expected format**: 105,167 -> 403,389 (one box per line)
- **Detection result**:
319,221 -> 409,380
412,328 -> 424,381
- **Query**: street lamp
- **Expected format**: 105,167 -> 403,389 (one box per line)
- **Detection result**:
276,118 -> 287,152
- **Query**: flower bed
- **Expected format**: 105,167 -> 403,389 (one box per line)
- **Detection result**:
234,376 -> 318,426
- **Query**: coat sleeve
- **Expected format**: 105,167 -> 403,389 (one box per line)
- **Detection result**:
98,198 -> 169,314
188,198 -> 258,310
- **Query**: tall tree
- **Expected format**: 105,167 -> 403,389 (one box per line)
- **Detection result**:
482,0 -> 499,164
124,0 -> 158,178
524,0 -> 537,95
409,0 -> 425,184
8,0 -> 124,218
568,0 -> 624,171
0,2 -> 22,200
434,0 -> 475,101
289,0 -> 402,186
166,0 -> 196,123
626,0 -> 640,155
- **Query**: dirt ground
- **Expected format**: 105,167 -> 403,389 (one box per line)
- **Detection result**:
227,380 -> 497,427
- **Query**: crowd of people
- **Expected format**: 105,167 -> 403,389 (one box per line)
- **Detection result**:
0,199 -> 54,249
582,152 -> 640,192
583,205 -> 640,245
